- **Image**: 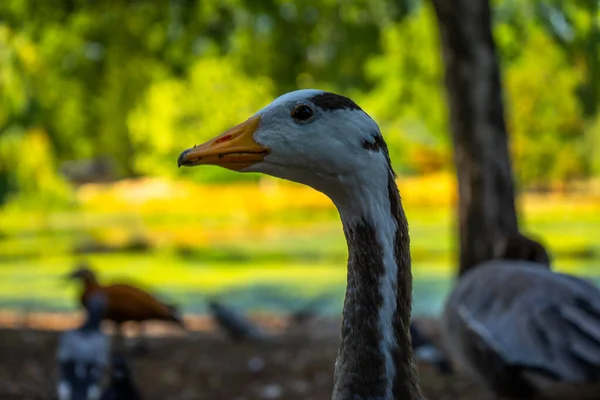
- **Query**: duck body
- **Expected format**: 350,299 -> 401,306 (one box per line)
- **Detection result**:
80,283 -> 181,325
70,267 -> 184,327
57,335 -> 109,400
443,258 -> 600,399
57,293 -> 110,400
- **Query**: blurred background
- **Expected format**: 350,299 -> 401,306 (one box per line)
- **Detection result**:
1,0 -> 598,318
0,0 -> 599,398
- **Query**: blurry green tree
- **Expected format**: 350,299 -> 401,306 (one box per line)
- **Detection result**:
504,25 -> 585,187
357,5 -> 450,175
128,57 -> 273,181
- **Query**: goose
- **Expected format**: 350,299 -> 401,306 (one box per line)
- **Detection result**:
442,234 -> 600,399
56,292 -> 110,400
67,265 -> 186,350
178,89 -> 424,400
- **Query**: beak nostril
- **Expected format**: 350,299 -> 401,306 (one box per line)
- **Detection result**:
215,134 -> 233,144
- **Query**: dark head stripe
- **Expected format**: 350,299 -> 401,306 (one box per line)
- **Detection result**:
310,92 -> 362,111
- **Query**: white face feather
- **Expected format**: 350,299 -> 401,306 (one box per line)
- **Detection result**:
242,90 -> 390,203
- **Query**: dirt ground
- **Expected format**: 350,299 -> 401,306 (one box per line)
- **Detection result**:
0,315 -> 495,400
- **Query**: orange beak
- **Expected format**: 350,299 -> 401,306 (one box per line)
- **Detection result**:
177,115 -> 269,171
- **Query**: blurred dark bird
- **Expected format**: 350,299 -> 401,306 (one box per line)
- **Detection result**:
207,299 -> 267,342
56,292 -> 110,400
289,301 -> 319,327
443,234 -> 600,399
287,296 -> 330,328
67,264 -> 186,347
100,356 -> 142,400
59,157 -> 116,186
410,323 -> 453,375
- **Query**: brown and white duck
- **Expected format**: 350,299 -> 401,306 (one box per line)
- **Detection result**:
178,89 -> 424,400
67,265 -> 185,352
442,234 -> 600,399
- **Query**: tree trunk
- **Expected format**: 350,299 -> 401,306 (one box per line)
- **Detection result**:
430,0 -> 519,275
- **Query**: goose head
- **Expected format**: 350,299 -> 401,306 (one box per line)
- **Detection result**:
493,233 -> 551,267
67,265 -> 98,286
179,90 -> 421,399
178,89 -> 393,209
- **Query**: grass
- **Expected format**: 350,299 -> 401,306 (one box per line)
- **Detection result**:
0,173 -> 598,316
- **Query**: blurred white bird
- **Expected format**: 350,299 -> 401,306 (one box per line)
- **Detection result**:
57,292 -> 110,400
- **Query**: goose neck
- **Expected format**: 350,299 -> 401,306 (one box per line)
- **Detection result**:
331,173 -> 421,400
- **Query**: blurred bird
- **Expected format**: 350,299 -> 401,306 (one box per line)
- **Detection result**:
287,296 -> 329,328
56,292 -> 110,400
100,355 -> 142,400
410,323 -> 453,375
67,264 -> 186,349
443,234 -> 600,399
207,299 -> 267,342
289,302 -> 319,327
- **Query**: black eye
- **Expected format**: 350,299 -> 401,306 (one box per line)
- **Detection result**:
291,104 -> 314,122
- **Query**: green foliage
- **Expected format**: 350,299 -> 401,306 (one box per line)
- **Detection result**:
586,114 -> 600,176
0,0 -> 599,205
0,128 -> 72,208
128,57 -> 273,181
0,25 -> 72,207
503,25 -> 586,186
495,0 -> 600,185
357,5 -> 450,174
